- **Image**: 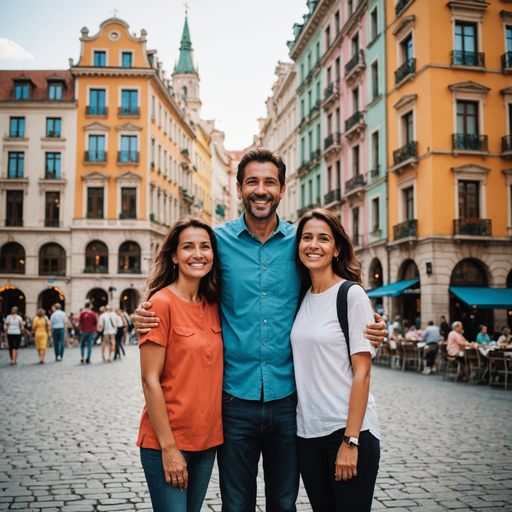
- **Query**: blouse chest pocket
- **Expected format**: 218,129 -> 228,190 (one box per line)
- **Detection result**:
172,327 -> 195,341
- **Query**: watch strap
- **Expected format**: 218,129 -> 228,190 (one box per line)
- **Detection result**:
342,435 -> 360,447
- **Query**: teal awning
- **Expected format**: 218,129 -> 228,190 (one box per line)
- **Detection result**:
449,287 -> 512,309
367,279 -> 420,298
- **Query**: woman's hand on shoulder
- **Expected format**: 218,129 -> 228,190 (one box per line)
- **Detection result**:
133,302 -> 160,334
364,313 -> 387,347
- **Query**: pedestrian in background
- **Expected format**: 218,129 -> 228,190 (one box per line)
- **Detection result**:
93,306 -> 105,345
440,315 -> 450,341
50,304 -> 67,362
78,301 -> 97,364
98,305 -> 117,362
476,325 -> 491,345
498,326 -> 511,346
4,306 -> 24,365
33,309 -> 50,364
114,308 -> 127,360
419,321 -> 441,374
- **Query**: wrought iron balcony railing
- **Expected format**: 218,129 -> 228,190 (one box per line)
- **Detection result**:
393,141 -> 418,165
118,106 -> 140,116
452,133 -> 488,152
118,150 -> 139,163
395,58 -> 416,84
345,111 -> 364,132
324,81 -> 340,100
45,219 -> 60,227
298,206 -> 309,218
85,150 -> 106,162
5,218 -> 23,227
502,135 -> 512,153
310,149 -> 321,163
324,132 -> 342,150
395,0 -> 412,17
502,52 -> 512,69
393,219 -> 417,240
86,106 -> 107,116
369,165 -> 380,179
453,218 -> 491,236
345,173 -> 366,193
345,50 -> 364,76
324,188 -> 341,204
451,50 -> 485,68
45,170 -> 61,179
352,234 -> 363,247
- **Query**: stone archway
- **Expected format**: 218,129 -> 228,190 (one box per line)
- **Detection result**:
0,286 -> 26,318
120,288 -> 139,314
368,258 -> 384,311
396,259 -> 420,328
87,288 -> 108,313
38,287 -> 65,317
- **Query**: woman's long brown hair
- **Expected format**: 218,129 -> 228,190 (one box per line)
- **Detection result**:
145,216 -> 220,303
295,208 -> 363,289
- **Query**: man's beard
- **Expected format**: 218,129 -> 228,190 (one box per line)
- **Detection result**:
244,193 -> 280,220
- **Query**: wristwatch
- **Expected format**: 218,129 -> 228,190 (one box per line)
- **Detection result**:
342,435 -> 360,447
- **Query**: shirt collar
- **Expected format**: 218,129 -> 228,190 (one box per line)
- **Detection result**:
236,212 -> 286,238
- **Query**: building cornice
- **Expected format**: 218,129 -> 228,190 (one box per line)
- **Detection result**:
0,100 -> 77,110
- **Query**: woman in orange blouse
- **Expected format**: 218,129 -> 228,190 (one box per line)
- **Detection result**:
137,216 -> 223,512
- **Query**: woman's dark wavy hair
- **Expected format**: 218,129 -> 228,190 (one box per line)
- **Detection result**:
295,208 -> 363,288
145,216 -> 220,303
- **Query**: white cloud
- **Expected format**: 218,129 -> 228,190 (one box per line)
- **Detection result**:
0,37 -> 35,61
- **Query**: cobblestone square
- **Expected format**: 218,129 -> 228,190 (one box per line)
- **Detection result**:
1,345 -> 511,511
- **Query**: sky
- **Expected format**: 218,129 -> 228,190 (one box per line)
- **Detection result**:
0,0 -> 309,149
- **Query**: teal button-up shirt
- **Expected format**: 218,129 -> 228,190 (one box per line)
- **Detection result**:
214,214 -> 301,401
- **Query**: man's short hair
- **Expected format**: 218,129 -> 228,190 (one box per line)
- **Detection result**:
105,305 -> 112,310
441,315 -> 446,320
54,303 -> 62,310
428,320 -> 434,325
84,301 -> 91,308
237,147 -> 286,188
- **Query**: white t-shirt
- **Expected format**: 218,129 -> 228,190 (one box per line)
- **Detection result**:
99,312 -> 118,335
290,280 -> 380,440
5,315 -> 24,335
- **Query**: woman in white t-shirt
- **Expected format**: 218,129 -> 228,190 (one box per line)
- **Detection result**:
290,209 -> 380,512
4,306 -> 25,365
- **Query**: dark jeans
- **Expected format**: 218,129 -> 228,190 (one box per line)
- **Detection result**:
422,342 -> 439,368
114,327 -> 125,360
297,429 -> 380,512
80,331 -> 94,360
52,328 -> 65,359
217,391 -> 299,512
140,447 -> 216,512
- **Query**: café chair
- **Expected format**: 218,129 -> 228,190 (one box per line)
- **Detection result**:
440,342 -> 461,382
401,341 -> 420,372
464,346 -> 485,384
488,350 -> 510,390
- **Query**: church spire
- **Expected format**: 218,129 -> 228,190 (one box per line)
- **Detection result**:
174,14 -> 197,75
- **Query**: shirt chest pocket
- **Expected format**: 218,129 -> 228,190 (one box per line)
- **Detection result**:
271,261 -> 300,298
172,327 -> 195,342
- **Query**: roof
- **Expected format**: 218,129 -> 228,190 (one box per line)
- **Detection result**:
0,70 -> 75,101
174,16 -> 197,75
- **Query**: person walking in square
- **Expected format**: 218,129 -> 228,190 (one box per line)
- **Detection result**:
98,305 -> 117,362
33,308 -> 51,364
114,308 -> 127,360
78,301 -> 98,364
4,306 -> 25,365
50,304 -> 67,362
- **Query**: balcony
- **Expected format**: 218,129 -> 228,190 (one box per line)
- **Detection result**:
86,106 -> 107,116
310,149 -> 321,167
452,133 -> 488,153
118,151 -> 139,164
324,188 -> 341,206
181,189 -> 194,204
44,219 -> 60,228
352,234 -> 363,247
389,141 -> 418,174
324,132 -> 341,157
344,50 -> 365,86
369,165 -> 380,179
310,100 -> 321,118
298,203 -> 319,218
45,170 -> 61,179
453,218 -> 491,237
502,135 -> 512,159
5,218 -> 23,227
118,106 -> 140,117
395,0 -> 413,17
450,50 -> 485,69
84,150 -> 107,163
394,58 -> 416,86
345,174 -> 366,194
298,161 -> 310,178
322,81 -> 340,110
393,219 -> 417,240
502,52 -> 512,72
298,206 -> 309,218
344,111 -> 365,141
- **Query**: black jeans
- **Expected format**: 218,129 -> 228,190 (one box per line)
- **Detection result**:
114,327 -> 125,359
297,429 -> 380,512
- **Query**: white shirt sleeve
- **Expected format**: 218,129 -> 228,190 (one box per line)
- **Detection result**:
346,285 -> 376,358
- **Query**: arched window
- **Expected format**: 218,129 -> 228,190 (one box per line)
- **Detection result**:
450,259 -> 487,287
182,86 -> 187,99
85,241 -> 108,273
401,259 -> 419,281
39,243 -> 66,276
119,241 -> 141,274
0,242 -> 25,274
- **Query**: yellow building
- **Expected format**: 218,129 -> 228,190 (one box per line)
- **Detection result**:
70,17 -> 196,311
384,0 -> 512,336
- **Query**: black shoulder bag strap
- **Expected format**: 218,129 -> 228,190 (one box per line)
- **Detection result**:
336,280 -> 358,366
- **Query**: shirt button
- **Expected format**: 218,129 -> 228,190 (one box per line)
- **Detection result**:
263,343 -> 266,346
263,267 -> 266,270
204,330 -> 206,334
263,292 -> 266,296
264,319 -> 267,323
200,315 -> 202,318
263,361 -> 266,365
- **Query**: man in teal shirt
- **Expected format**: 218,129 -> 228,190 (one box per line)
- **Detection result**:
134,147 -> 386,511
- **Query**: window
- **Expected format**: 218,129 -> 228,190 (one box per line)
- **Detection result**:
316,175 -> 321,202
371,61 -> 379,100
507,26 -> 512,53
351,35 -> 359,56
120,136 -> 138,162
404,187 -> 414,219
352,145 -> 360,176
335,160 -> 340,189
14,84 -> 29,100
121,90 -> 138,116
325,26 -> 331,49
403,111 -> 414,144
85,241 -> 108,273
45,153 -> 61,179
348,0 -> 354,16
353,207 -> 359,242
316,124 -> 321,150
94,51 -> 106,66
308,179 -> 313,205
45,191 -> 60,227
456,101 -> 478,135
118,241 -> 141,273
87,188 -> 104,219
455,22 -> 476,54
301,184 -> 305,208
8,152 -> 24,178
327,166 -> 332,192
48,84 -> 62,100
0,242 -> 25,274
308,91 -> 312,112
336,108 -> 340,132
121,187 -> 137,218
301,63 -> 305,82
122,52 -> 132,67
46,118 -> 61,137
9,118 -> 25,138
39,243 -> 66,276
401,35 -> 413,64
371,8 -> 378,41
300,99 -> 305,120
335,58 -> 340,81
6,191 -> 23,227
372,197 -> 380,231
327,114 -> 333,135
335,11 -> 340,33
88,135 -> 106,162
307,53 -> 311,73
458,181 -> 479,218
301,137 -> 305,162
89,89 -> 106,115
316,41 -> 320,61
352,87 -> 359,113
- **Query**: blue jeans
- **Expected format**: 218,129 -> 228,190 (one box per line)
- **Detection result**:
140,447 -> 216,512
217,391 -> 299,512
52,328 -> 65,358
80,331 -> 94,360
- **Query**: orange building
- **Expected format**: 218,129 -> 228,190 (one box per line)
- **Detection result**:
384,0 -> 512,336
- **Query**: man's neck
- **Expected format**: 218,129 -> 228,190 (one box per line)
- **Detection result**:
244,212 -> 279,244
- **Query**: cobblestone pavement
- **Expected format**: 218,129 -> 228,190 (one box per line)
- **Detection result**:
1,345 -> 511,511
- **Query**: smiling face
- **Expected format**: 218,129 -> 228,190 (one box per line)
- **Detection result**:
172,226 -> 214,282
237,161 -> 285,220
298,218 -> 340,273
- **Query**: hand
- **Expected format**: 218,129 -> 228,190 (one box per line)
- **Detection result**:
335,442 -> 358,481
133,302 -> 160,334
162,446 -> 188,491
364,313 -> 386,347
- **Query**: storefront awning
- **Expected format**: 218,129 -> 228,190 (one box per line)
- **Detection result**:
367,279 -> 420,298
449,287 -> 512,309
